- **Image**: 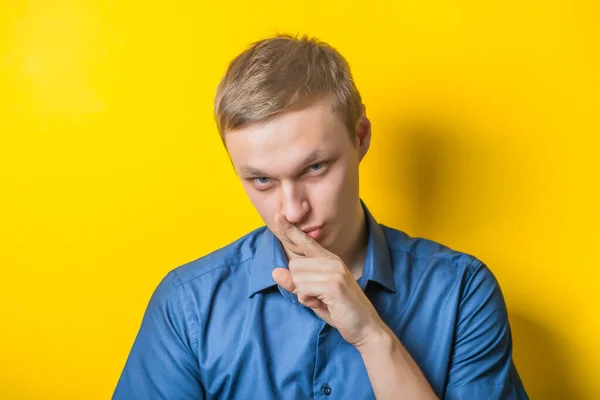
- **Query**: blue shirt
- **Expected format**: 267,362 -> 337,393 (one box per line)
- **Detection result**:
114,203 -> 528,399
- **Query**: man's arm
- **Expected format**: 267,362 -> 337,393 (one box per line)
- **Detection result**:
357,325 -> 438,399
272,214 -> 439,399
357,262 -> 528,400
113,270 -> 205,400
442,262 -> 528,399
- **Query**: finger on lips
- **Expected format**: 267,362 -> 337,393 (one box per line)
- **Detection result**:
273,214 -> 336,310
275,213 -> 330,258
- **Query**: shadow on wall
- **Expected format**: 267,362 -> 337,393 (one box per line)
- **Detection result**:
380,118 -> 578,399
381,118 -> 528,236
510,313 -> 581,399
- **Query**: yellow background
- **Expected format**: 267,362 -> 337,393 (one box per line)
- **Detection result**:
1,0 -> 599,398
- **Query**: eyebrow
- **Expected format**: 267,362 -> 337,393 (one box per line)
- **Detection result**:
241,149 -> 331,177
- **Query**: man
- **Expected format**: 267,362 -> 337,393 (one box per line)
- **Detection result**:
113,34 -> 529,399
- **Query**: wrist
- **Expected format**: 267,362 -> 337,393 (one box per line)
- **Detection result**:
355,322 -> 394,355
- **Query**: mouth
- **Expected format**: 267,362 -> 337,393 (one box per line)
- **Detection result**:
301,226 -> 323,240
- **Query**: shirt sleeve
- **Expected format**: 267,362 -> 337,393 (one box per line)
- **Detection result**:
113,270 -> 204,400
444,262 -> 529,400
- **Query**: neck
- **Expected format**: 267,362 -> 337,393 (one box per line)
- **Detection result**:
339,201 -> 368,279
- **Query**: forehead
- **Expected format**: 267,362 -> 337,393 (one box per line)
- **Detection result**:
224,99 -> 351,175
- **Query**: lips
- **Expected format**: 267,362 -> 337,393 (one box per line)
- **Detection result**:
302,226 -> 322,240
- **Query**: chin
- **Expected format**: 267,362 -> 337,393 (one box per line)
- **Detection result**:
318,231 -> 335,250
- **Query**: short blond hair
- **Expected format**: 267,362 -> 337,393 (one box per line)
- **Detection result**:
214,34 -> 362,139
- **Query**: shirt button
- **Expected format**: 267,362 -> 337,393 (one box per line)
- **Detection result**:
321,384 -> 332,396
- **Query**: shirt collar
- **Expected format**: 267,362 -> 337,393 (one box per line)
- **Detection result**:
248,200 -> 396,299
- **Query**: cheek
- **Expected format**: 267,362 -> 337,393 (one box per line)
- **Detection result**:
331,162 -> 356,193
244,185 -> 278,222
245,190 -> 291,245
308,168 -> 350,207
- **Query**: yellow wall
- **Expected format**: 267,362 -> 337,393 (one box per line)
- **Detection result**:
1,1 -> 598,398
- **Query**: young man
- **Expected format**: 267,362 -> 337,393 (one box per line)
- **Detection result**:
114,35 -> 529,399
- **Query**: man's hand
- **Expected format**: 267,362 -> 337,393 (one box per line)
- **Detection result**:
271,214 -> 385,348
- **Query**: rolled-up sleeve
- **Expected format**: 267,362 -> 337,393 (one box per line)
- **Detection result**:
444,262 -> 529,400
113,270 -> 204,400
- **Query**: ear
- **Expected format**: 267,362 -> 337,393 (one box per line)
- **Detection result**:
355,104 -> 371,162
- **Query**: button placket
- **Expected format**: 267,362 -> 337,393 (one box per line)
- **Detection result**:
314,321 -> 333,398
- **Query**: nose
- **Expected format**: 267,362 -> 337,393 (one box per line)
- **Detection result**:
280,181 -> 310,225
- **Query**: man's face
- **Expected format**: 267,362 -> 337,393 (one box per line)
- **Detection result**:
225,97 -> 370,257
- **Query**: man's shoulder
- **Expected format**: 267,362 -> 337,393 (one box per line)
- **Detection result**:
379,224 -> 483,273
379,224 -> 499,306
169,226 -> 268,287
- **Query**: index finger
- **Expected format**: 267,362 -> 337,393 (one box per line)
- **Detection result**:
275,213 -> 330,258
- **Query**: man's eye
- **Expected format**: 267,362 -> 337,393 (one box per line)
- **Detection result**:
306,163 -> 328,175
253,177 -> 271,185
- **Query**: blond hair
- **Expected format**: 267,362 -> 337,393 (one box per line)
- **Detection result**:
214,34 -> 362,139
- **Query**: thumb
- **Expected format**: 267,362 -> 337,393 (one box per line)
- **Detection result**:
272,267 -> 296,294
